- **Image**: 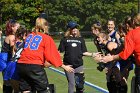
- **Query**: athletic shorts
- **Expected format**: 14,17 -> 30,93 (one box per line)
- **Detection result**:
17,63 -> 49,92
3,61 -> 19,80
0,53 -> 8,71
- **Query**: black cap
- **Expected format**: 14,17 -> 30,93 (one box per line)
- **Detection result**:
39,12 -> 47,20
67,21 -> 78,29
9,19 -> 16,24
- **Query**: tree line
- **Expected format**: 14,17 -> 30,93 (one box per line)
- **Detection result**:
0,0 -> 138,32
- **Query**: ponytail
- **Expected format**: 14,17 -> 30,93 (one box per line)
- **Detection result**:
34,17 -> 49,34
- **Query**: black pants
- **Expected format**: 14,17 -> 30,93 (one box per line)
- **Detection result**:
134,66 -> 140,93
17,63 -> 49,93
107,66 -> 127,93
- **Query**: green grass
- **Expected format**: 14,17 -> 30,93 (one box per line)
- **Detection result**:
0,40 -> 135,93
47,40 -> 135,93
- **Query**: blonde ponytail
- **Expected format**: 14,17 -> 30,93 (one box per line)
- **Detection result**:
34,17 -> 49,34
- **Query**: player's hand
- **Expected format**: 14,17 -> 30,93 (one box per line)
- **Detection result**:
61,65 -> 74,73
93,53 -> 103,62
102,54 -> 114,63
92,52 -> 101,57
44,61 -> 52,68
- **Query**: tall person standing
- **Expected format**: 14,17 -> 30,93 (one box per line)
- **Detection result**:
58,21 -> 99,93
1,19 -> 20,93
17,16 -> 74,93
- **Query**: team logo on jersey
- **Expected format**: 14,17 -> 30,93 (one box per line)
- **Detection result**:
71,43 -> 77,47
112,38 -> 116,42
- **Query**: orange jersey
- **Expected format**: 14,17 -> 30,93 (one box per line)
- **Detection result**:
119,27 -> 140,66
18,32 -> 62,67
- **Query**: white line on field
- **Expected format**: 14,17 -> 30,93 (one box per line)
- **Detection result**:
84,68 -> 95,69
48,67 -> 109,93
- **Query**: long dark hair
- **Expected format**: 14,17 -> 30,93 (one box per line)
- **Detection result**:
6,19 -> 17,35
124,16 -> 135,29
16,27 -> 30,40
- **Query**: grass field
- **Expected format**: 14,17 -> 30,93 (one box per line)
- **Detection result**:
0,40 -> 135,93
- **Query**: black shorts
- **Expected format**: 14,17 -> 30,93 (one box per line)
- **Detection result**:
17,63 -> 49,92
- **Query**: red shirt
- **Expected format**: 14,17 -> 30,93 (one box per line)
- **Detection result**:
119,27 -> 140,66
18,32 -> 62,67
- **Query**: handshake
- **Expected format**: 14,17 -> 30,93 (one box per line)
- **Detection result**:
91,53 -> 115,64
90,52 -> 104,62
91,53 -> 115,72
91,52 -> 106,72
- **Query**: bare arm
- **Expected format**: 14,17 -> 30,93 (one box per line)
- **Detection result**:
107,42 -> 117,51
83,52 -> 92,57
100,54 -> 121,63
113,54 -> 121,61
116,32 -> 121,45
9,35 -> 16,56
83,52 -> 101,57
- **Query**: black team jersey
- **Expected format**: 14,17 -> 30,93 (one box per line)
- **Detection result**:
58,36 -> 87,68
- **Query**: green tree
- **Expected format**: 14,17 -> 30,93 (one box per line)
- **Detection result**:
0,0 -> 138,32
